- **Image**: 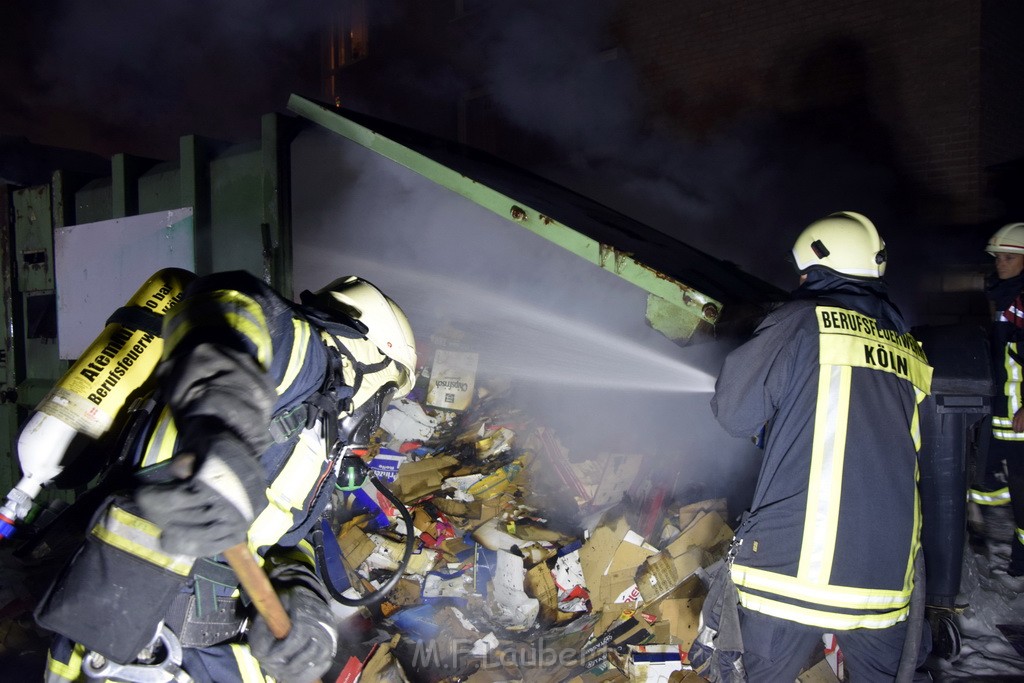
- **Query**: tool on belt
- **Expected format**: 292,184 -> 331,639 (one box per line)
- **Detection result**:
83,624 -> 192,683
79,543 -> 322,683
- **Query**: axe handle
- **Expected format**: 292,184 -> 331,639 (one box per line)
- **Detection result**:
224,544 -> 324,683
170,454 -> 292,638
223,543 -> 293,640
172,455 -> 321,682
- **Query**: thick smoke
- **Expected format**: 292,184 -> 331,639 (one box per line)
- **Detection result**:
1,0 -> 335,157
460,2 -> 925,311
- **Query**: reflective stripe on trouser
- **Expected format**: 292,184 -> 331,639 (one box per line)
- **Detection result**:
992,416 -> 1024,441
969,486 -> 1011,506
45,635 -> 275,683
737,606 -> 913,682
45,638 -> 85,683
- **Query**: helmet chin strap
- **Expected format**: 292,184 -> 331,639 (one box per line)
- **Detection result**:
337,382 -> 397,451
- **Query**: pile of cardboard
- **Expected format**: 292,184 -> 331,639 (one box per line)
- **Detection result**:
327,349 -> 742,682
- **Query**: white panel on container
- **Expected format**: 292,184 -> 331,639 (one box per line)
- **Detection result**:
54,208 -> 195,360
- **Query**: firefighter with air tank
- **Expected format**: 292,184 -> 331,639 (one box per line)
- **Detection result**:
13,269 -> 416,683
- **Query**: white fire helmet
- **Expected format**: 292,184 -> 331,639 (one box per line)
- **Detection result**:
791,211 -> 887,279
312,276 -> 417,397
986,223 -> 1024,255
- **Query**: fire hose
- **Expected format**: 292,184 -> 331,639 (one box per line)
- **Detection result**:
895,548 -> 926,682
315,454 -> 415,606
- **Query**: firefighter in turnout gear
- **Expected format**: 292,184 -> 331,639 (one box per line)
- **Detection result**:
970,222 -> 1024,583
691,212 -> 934,681
36,271 -> 417,683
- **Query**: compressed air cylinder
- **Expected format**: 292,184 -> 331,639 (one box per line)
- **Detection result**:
3,268 -> 196,530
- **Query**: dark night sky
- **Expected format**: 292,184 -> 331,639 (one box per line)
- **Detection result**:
0,0 -> 330,160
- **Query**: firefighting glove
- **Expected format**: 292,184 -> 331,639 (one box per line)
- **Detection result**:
248,584 -> 338,683
135,432 -> 268,557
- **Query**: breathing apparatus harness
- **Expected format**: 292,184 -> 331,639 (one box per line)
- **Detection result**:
294,300 -> 415,607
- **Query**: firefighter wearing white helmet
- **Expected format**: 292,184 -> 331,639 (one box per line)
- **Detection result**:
970,222 -> 1024,587
791,210 -> 888,279
986,222 -> 1024,255
692,213 -> 933,680
308,275 -> 417,398
39,270 -> 417,683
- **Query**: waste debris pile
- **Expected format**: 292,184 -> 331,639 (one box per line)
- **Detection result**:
0,343 -> 850,682
324,346 -> 747,683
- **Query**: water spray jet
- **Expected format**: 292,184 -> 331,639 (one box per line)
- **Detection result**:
297,253 -> 718,394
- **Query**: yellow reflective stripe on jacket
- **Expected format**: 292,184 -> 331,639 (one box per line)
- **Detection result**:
163,290 -> 272,370
141,405 -> 179,468
275,318 -> 311,394
911,387 -> 925,450
45,643 -> 85,682
798,364 -> 851,584
736,587 -> 908,630
271,539 -> 317,569
91,505 -> 195,576
1004,342 -> 1022,416
969,487 -> 1011,505
248,425 -> 328,551
816,307 -> 932,393
732,564 -> 911,611
903,478 -> 922,591
1017,527 -> 1024,545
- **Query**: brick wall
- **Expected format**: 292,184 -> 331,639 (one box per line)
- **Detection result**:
617,0 -> 989,225
334,1 -> 1021,231
980,1 -> 1024,219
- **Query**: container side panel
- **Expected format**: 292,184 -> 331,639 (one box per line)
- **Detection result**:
75,179 -> 114,226
138,166 -> 184,216
290,128 -> 734,475
210,150 -> 264,276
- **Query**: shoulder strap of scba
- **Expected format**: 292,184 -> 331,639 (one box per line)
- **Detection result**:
106,305 -> 165,337
268,303 -> 364,446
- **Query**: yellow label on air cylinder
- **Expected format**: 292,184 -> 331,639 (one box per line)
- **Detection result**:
37,268 -> 195,439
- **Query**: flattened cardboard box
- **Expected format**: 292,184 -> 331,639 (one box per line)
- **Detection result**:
797,657 -> 842,683
646,595 -> 702,646
336,523 -> 377,569
394,454 -> 460,500
526,562 -> 577,625
433,497 -> 482,520
580,517 -> 656,608
360,634 -> 410,682
664,510 -> 733,559
677,498 -> 729,531
635,547 -> 704,604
